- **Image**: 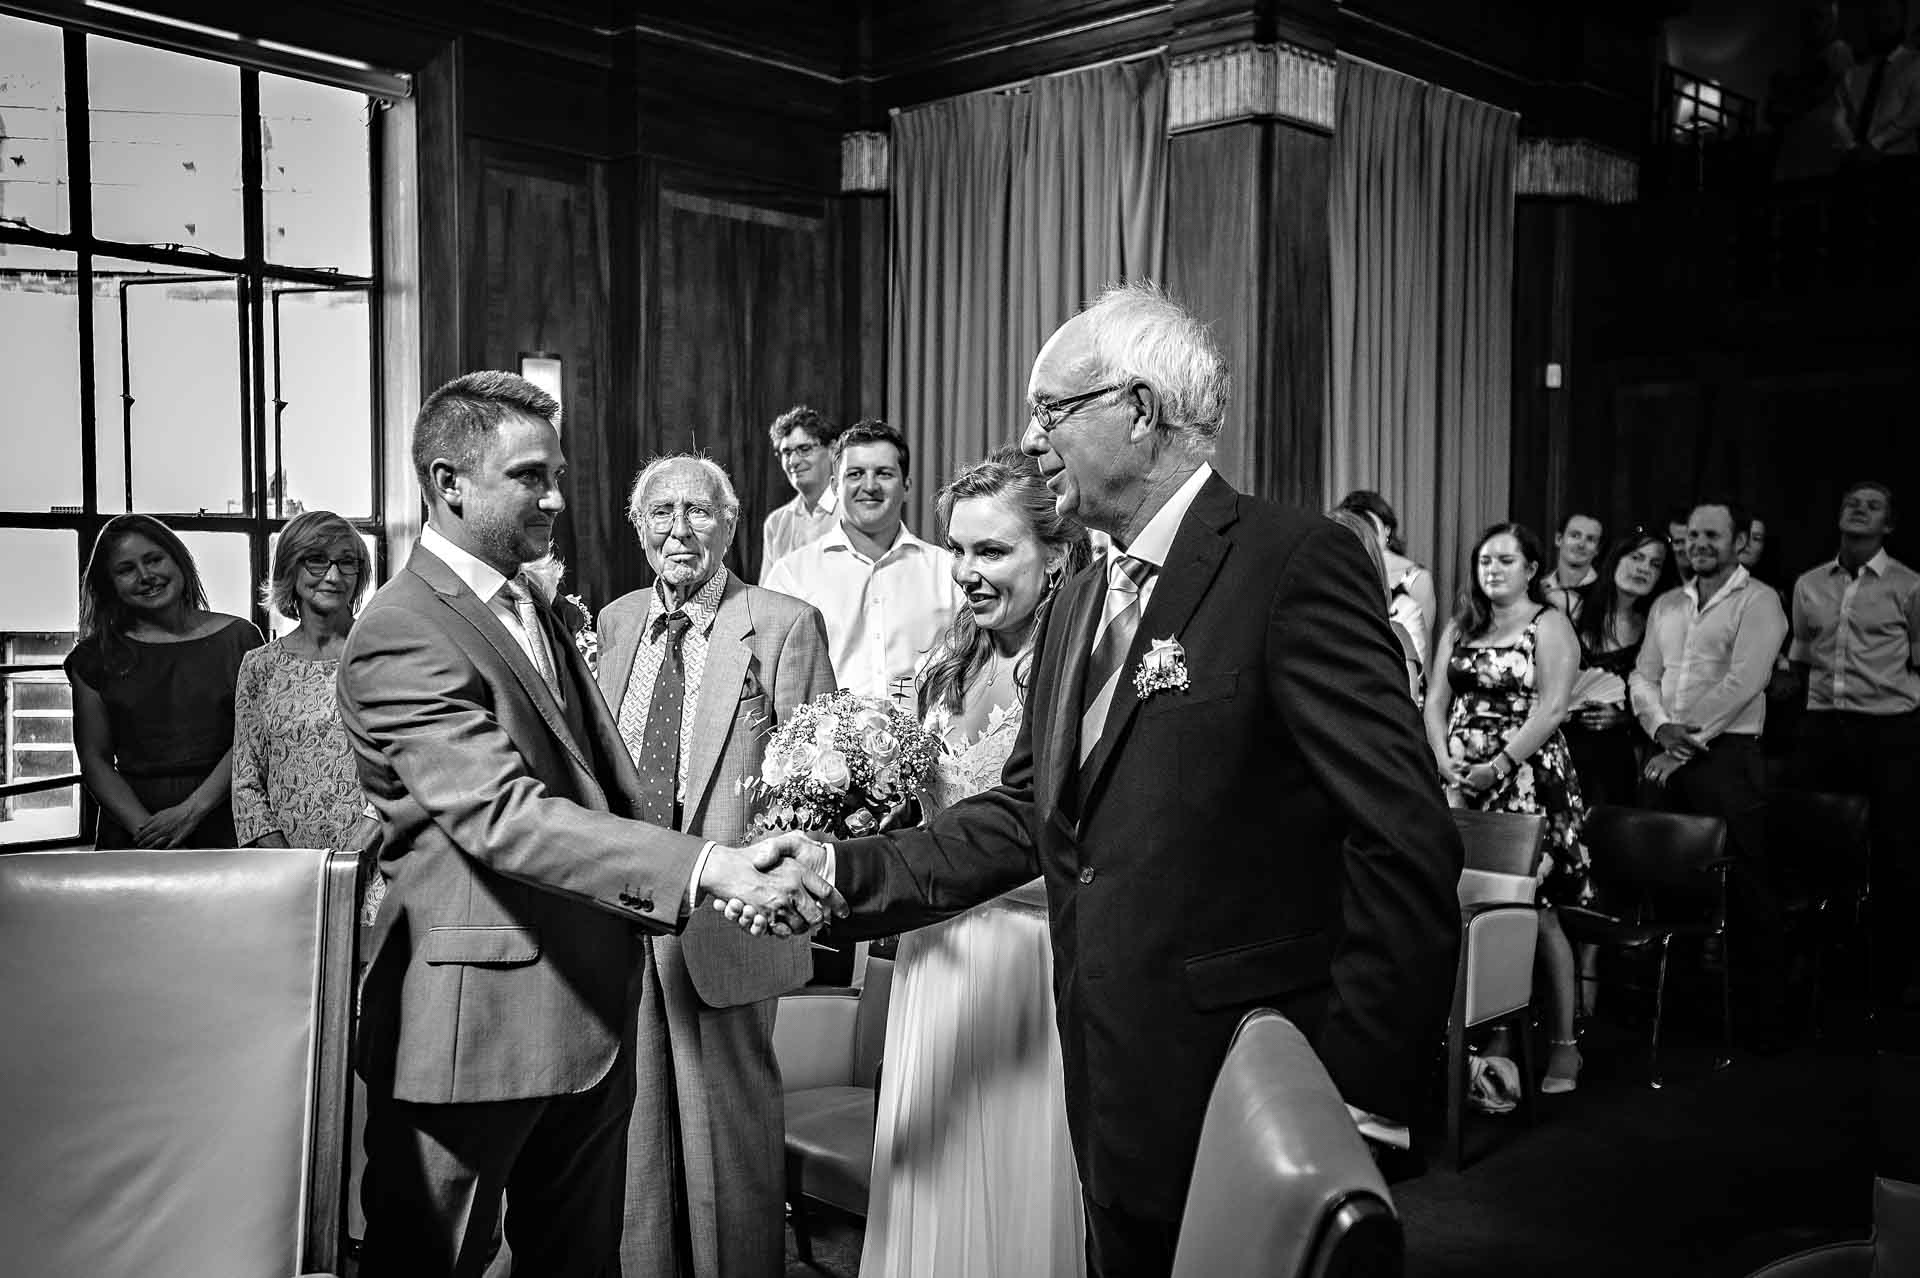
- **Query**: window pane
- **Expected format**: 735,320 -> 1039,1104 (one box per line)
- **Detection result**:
0,15 -> 71,236
92,257 -> 244,515
268,287 -> 372,517
88,35 -> 242,257
264,527 -> 377,637
261,75 -> 371,276
0,246 -> 83,511
2,532 -> 80,848
174,530 -> 254,622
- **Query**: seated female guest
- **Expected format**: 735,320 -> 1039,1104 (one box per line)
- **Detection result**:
232,511 -> 379,869
66,514 -> 264,848
1565,528 -> 1674,809
861,447 -> 1089,1278
1337,489 -> 1439,681
1425,522 -> 1589,1095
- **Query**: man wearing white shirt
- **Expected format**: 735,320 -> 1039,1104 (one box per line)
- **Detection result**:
1630,496 -> 1790,1045
762,419 -> 961,702
758,405 -> 841,578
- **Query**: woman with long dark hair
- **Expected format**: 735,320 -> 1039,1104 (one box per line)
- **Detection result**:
65,514 -> 263,848
863,446 -> 1090,1278
1337,489 -> 1439,679
1425,521 -> 1589,1096
1566,527 -> 1676,808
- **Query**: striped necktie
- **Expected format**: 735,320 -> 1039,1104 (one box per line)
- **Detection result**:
502,576 -> 564,703
1079,552 -> 1153,765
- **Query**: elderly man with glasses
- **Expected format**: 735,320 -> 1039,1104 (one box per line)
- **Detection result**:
595,453 -> 835,1277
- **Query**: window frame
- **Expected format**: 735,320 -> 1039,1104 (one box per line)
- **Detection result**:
0,22 -> 386,850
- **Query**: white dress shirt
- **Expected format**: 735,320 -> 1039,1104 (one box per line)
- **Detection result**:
1630,565 -> 1788,742
761,487 -> 839,579
762,520 -> 961,702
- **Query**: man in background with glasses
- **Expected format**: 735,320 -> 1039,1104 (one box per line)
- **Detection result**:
597,454 -> 834,1277
760,405 -> 843,579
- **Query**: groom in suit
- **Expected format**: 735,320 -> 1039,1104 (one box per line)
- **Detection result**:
339,373 -> 831,1277
596,455 -> 834,1277
748,284 -> 1463,1278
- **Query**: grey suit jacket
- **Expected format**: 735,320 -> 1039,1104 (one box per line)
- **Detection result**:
338,546 -> 705,1104
597,574 -> 834,1006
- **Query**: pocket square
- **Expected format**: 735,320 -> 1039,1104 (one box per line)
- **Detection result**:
739,667 -> 766,701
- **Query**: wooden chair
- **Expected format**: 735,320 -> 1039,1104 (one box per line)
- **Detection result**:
1171,1008 -> 1401,1278
0,847 -> 358,1277
1446,809 -> 1547,1168
774,954 -> 894,1264
1558,805 -> 1731,1087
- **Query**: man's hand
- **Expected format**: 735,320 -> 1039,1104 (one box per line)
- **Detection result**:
699,836 -> 843,936
1652,722 -> 1707,760
1643,750 -> 1688,788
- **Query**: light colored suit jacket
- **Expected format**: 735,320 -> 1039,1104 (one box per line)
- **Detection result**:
597,574 -> 834,1006
338,546 -> 704,1104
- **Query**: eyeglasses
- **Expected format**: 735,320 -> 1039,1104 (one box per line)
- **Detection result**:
298,553 -> 363,577
642,504 -> 719,534
777,443 -> 819,461
1027,383 -> 1122,432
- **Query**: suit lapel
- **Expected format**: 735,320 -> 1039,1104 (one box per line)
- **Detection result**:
1044,561 -> 1105,815
1079,475 -> 1238,805
683,578 -> 753,823
411,549 -> 594,778
601,594 -> 645,720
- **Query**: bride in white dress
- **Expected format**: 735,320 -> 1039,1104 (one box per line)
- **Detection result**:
859,448 -> 1090,1278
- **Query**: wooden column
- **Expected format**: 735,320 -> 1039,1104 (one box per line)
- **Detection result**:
1164,42 -> 1333,510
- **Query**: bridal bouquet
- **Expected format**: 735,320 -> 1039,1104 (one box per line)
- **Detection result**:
746,690 -> 940,839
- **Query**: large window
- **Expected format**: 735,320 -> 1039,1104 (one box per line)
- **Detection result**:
0,14 -> 383,846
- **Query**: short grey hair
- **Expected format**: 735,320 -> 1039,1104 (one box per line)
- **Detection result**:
1068,280 -> 1230,447
626,453 -> 741,530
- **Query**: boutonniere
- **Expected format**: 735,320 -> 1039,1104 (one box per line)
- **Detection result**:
559,592 -> 599,676
1133,636 -> 1190,699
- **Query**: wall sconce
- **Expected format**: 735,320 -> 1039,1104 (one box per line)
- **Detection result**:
519,353 -> 564,421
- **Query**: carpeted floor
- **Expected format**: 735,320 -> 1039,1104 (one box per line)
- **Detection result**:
783,1012 -> 1892,1278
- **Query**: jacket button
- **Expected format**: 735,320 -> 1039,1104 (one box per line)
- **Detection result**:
1078,867 -> 1096,884
636,896 -> 654,912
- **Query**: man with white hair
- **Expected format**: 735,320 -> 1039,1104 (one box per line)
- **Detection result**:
750,283 -> 1462,1278
596,454 -> 833,1277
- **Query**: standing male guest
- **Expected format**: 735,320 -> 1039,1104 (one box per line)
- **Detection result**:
760,404 -> 842,579
336,371 -> 831,1278
750,284 -> 1462,1278
763,419 -> 961,703
597,455 -> 834,1277
1631,496 -> 1791,1045
1789,480 -> 1920,1010
1544,511 -> 1605,619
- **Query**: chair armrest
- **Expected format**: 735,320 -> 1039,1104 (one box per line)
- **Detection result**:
774,990 -> 861,1092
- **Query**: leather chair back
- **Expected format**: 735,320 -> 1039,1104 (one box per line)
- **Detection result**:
1581,804 -> 1730,919
1453,810 -> 1545,908
1172,1009 -> 1401,1278
0,848 -> 358,1278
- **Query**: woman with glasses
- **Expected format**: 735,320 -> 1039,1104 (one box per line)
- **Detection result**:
67,514 -> 264,848
232,511 -> 378,872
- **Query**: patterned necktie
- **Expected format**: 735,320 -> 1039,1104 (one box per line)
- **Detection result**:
1079,552 -> 1154,765
503,575 -> 563,703
630,611 -> 694,828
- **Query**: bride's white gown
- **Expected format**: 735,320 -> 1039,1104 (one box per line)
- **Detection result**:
857,700 -> 1086,1278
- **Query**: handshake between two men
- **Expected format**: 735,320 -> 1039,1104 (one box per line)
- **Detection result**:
697,831 -> 844,936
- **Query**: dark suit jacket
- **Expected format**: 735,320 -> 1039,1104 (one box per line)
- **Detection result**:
835,473 -> 1463,1220
595,575 -> 833,1007
338,546 -> 705,1105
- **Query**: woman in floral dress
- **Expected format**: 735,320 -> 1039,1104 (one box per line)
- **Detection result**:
232,512 -> 379,905
1425,521 -> 1589,1095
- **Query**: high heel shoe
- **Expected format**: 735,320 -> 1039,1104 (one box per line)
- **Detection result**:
1541,1039 -> 1581,1095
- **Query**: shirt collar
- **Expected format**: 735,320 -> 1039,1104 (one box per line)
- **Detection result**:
421,524 -> 515,604
1115,463 -> 1214,571
1832,548 -> 1891,578
649,566 -> 729,637
790,486 -> 838,519
1684,562 -> 1752,610
820,519 -> 931,564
